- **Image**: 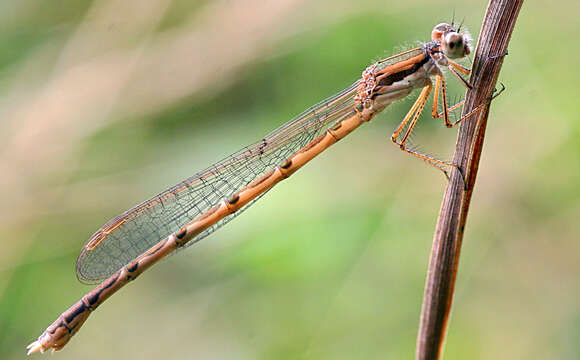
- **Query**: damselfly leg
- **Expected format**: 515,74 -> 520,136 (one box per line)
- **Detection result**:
390,82 -> 459,179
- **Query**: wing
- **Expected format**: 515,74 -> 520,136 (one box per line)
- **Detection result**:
76,81 -> 359,283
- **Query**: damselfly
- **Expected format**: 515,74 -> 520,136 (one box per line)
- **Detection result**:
28,23 -> 488,354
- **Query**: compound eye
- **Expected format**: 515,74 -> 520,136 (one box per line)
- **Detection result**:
443,32 -> 468,59
450,38 -> 462,49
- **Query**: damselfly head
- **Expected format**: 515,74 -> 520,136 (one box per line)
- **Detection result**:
431,23 -> 471,59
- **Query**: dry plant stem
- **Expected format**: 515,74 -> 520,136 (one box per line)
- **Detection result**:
415,1 -> 524,359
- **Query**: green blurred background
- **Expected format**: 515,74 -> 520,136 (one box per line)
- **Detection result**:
1,0 -> 578,359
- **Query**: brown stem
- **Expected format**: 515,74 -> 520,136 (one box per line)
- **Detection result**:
415,1 -> 524,359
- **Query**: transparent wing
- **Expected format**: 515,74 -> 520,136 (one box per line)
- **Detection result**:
375,47 -> 424,68
76,81 -> 359,283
